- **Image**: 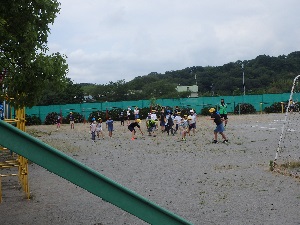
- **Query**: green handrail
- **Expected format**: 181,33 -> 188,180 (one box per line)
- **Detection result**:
0,120 -> 193,225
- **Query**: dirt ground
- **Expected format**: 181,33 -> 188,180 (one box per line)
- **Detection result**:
0,113 -> 300,225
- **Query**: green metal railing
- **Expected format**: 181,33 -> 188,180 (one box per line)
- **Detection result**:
0,120 -> 193,225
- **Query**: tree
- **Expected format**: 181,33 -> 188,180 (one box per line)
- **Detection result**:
142,80 -> 178,99
37,78 -> 84,105
0,0 -> 68,108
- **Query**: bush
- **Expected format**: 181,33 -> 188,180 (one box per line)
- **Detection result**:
139,107 -> 151,119
62,112 -> 84,124
264,101 -> 300,113
87,107 -> 153,122
44,112 -> 83,125
44,112 -> 60,125
25,114 -> 41,126
87,110 -> 107,122
264,102 -> 284,113
234,103 -> 256,114
201,107 -> 212,116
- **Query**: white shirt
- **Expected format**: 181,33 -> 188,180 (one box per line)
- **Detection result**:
90,123 -> 97,132
174,115 -> 182,125
189,114 -> 196,124
151,113 -> 157,120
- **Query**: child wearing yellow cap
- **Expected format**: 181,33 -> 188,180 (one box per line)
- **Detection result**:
207,108 -> 228,144
128,118 -> 144,140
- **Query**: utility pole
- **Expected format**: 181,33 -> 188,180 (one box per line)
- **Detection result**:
242,63 -> 245,95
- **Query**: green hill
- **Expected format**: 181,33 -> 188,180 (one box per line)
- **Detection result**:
80,51 -> 300,103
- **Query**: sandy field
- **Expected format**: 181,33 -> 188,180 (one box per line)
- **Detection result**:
0,113 -> 300,225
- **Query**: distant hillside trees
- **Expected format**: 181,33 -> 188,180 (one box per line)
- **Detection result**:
39,51 -> 300,105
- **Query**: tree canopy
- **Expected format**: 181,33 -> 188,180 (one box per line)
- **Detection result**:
0,0 -> 69,107
79,51 -> 300,102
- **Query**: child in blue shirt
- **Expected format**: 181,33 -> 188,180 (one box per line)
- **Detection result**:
106,117 -> 114,138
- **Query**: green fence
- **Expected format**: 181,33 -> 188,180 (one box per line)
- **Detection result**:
25,93 -> 299,123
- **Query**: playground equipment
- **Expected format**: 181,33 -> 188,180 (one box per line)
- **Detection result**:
0,107 -> 30,203
0,115 -> 192,224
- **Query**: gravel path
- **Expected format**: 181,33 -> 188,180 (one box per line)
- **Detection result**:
0,113 -> 300,225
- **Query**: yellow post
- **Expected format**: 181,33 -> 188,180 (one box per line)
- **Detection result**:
0,107 -> 30,202
281,102 -> 284,113
260,102 -> 263,114
16,107 -> 30,200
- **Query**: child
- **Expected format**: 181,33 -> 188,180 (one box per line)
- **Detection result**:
134,107 -> 140,119
128,119 -> 144,140
69,112 -> 74,129
173,113 -> 182,134
188,110 -> 197,135
96,118 -> 104,139
56,115 -> 61,130
219,99 -> 228,127
207,108 -> 228,143
106,117 -> 114,138
126,107 -> 131,125
165,112 -> 174,135
159,109 -> 166,132
179,116 -> 188,141
90,120 -> 97,141
119,111 -> 125,126
146,118 -> 157,136
151,110 -> 157,121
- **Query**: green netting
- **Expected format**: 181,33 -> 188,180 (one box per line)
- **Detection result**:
25,93 -> 299,123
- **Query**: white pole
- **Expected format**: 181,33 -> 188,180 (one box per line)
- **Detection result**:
242,64 -> 245,95
275,74 -> 300,163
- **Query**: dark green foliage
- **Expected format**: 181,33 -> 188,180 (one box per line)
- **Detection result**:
37,78 -> 84,106
139,107 -> 151,119
87,111 -> 107,122
0,1 -> 68,108
44,111 -> 83,125
201,107 -> 212,116
78,51 -> 300,103
264,101 -> 300,113
63,112 -> 84,124
234,103 -> 256,114
44,112 -> 60,125
25,114 -> 41,126
34,51 -> 300,105
87,107 -> 153,122
264,102 -> 286,113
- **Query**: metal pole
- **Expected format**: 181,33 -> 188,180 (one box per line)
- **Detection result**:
242,63 -> 245,95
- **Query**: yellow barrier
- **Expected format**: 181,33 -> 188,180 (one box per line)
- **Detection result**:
0,107 -> 30,202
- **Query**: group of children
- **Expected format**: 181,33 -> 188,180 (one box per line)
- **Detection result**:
148,109 -> 198,141
89,116 -> 144,141
86,99 -> 229,143
89,118 -> 105,141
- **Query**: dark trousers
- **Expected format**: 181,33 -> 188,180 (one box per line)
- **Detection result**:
165,125 -> 174,135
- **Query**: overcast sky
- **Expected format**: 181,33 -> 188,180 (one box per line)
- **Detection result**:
47,0 -> 300,84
